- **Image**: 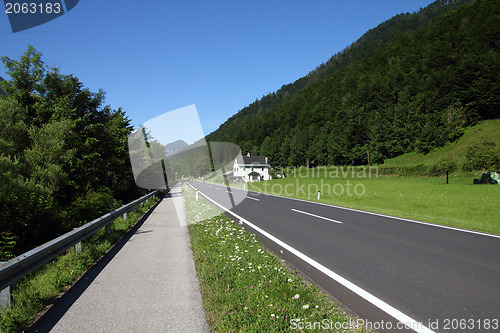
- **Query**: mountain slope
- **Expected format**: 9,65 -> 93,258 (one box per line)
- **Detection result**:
0,76 -> 5,96
165,139 -> 188,157
383,119 -> 500,168
208,0 -> 499,166
208,0 -> 472,143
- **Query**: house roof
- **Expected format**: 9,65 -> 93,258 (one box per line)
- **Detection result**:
236,155 -> 269,165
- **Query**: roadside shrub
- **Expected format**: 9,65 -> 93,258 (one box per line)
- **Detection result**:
0,232 -> 16,261
429,159 -> 457,177
69,187 -> 121,227
462,140 -> 500,171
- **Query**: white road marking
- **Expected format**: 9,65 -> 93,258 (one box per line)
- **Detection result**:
246,196 -> 260,201
291,208 -> 342,224
188,182 -> 434,333
222,183 -> 500,240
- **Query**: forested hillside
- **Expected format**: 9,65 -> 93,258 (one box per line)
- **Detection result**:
0,47 -> 144,255
208,0 -> 499,166
0,76 -> 5,96
209,0 -> 470,129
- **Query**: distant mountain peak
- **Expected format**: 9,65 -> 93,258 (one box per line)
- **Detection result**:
165,139 -> 189,157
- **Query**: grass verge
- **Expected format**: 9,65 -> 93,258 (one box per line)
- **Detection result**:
0,194 -> 161,333
183,183 -> 368,332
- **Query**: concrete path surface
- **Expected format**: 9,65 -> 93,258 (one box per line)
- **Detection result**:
29,185 -> 210,333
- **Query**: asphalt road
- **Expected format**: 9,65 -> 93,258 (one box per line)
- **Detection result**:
188,181 -> 500,333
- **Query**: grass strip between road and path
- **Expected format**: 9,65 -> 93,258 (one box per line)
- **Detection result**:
0,194 -> 162,333
183,183 -> 369,333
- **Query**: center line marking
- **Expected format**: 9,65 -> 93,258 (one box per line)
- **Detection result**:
291,209 -> 342,224
246,196 -> 260,201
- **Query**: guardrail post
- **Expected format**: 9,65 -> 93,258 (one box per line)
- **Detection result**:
72,229 -> 82,253
0,285 -> 10,311
0,262 -> 10,310
196,191 -> 199,201
122,212 -> 127,221
317,191 -> 321,200
74,242 -> 82,253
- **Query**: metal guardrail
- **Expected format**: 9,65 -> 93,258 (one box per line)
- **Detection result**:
0,189 -> 163,292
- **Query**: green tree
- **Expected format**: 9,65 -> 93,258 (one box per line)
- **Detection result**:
24,119 -> 75,193
429,158 -> 457,184
462,140 -> 500,171
0,46 -> 142,253
260,136 -> 273,159
0,45 -> 45,117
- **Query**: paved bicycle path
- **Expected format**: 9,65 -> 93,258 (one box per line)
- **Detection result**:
30,185 -> 210,333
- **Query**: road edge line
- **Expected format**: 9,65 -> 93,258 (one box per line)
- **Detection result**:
188,182 -> 435,333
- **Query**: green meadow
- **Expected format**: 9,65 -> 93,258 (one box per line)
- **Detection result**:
228,120 -> 500,235
239,169 -> 499,235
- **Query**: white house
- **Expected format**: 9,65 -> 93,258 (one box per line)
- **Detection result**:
232,153 -> 270,182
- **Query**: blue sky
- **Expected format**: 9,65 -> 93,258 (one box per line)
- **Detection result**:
1,0 -> 434,136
